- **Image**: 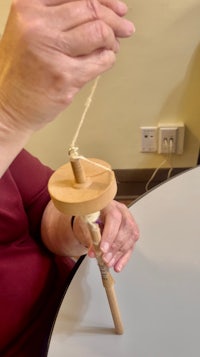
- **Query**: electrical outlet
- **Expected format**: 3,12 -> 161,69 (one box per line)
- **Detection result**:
158,123 -> 185,154
140,126 -> 157,152
158,127 -> 177,154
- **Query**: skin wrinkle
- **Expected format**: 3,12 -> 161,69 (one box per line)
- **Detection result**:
86,0 -> 101,20
92,20 -> 118,52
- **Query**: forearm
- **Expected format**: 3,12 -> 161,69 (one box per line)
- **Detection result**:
41,200 -> 88,258
0,44 -> 34,177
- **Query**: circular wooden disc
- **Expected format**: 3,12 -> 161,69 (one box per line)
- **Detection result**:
48,158 -> 117,216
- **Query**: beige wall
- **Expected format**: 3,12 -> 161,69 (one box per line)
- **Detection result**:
1,0 -> 200,169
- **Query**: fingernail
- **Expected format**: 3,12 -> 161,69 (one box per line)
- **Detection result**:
117,1 -> 128,14
108,257 -> 115,267
101,242 -> 109,253
88,250 -> 95,258
115,263 -> 122,272
126,21 -> 136,35
103,252 -> 112,263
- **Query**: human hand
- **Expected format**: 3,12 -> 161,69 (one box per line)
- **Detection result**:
73,200 -> 139,272
0,0 -> 135,132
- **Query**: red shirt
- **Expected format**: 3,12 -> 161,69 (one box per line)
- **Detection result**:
0,150 -> 75,356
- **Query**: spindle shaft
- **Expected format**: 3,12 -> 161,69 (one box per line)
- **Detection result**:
48,152 -> 123,333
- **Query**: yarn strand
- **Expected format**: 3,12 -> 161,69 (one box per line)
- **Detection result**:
70,76 -> 100,149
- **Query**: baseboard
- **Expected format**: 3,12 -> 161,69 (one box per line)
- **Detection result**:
114,167 -> 191,199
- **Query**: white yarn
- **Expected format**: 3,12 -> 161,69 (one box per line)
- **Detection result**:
70,76 -> 100,149
68,76 -> 112,175
77,155 -> 111,173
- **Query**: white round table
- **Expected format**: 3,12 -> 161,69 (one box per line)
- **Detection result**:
48,166 -> 200,357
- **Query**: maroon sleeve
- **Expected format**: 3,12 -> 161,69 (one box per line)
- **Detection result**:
9,149 -> 53,239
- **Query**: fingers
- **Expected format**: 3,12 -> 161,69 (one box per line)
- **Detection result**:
72,201 -> 139,272
50,49 -> 117,95
99,201 -> 139,272
45,0 -> 128,17
41,0 -> 134,58
72,216 -> 92,248
99,0 -> 128,16
76,48 -> 116,82
57,21 -> 119,56
48,0 -> 134,38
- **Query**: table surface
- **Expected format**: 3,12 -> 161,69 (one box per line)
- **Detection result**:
48,166 -> 200,357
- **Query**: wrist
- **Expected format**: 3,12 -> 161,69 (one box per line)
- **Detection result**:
0,106 -> 33,177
